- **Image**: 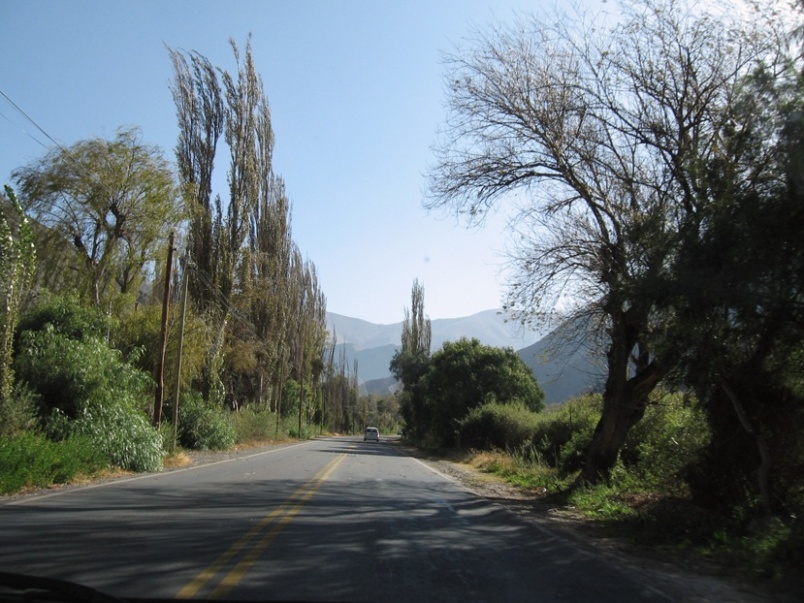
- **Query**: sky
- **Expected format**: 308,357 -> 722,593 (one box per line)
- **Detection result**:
0,0 -> 603,325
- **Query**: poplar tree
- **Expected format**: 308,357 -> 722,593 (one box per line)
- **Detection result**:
169,37 -> 274,403
390,279 -> 432,439
0,186 -> 36,402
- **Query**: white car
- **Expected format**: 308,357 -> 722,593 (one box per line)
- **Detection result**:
363,427 -> 380,442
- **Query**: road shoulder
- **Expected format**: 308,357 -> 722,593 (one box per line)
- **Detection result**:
399,442 -> 794,603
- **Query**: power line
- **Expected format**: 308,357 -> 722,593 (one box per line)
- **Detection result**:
0,88 -> 137,207
0,88 -> 67,153
0,107 -> 49,151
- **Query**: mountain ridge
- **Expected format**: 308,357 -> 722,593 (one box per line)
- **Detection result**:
326,310 -> 602,405
326,309 -> 547,352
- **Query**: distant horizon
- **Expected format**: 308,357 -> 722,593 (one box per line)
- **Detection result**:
326,306 -> 508,326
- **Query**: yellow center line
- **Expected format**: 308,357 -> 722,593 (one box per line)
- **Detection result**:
208,453 -> 346,599
175,452 -> 347,600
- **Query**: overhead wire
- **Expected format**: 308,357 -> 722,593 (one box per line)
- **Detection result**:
0,88 -> 130,204
1,90 -> 323,352
0,107 -> 50,151
0,88 -> 67,153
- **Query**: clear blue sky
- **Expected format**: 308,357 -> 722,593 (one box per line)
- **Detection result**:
0,0 -> 599,325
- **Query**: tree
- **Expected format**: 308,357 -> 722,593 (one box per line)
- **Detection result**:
13,128 -> 180,309
0,186 -> 36,402
169,36 -> 272,403
657,57 -> 804,513
240,174 -> 295,407
426,0 -> 785,482
389,279 -> 431,439
421,338 -> 544,447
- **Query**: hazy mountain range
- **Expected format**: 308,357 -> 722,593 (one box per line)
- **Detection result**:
326,310 -> 604,405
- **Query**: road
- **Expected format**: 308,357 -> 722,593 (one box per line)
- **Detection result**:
0,437 -> 671,602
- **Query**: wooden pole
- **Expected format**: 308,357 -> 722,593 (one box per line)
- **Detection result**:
171,251 -> 190,450
153,231 -> 175,428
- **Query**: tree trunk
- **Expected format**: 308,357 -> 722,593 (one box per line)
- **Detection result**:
577,312 -> 661,484
720,380 -> 773,512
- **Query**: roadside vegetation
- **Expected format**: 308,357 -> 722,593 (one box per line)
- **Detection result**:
451,391 -> 802,588
0,0 -> 802,595
1,39 -> 381,495
393,0 -> 804,591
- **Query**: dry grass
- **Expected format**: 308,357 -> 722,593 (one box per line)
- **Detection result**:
466,450 -> 513,472
163,452 -> 193,469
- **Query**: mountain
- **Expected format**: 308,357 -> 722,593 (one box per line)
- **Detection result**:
326,310 -> 547,383
516,318 -> 605,405
327,310 -> 602,405
327,309 -> 546,353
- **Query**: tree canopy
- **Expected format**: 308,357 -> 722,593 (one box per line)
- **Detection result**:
13,127 -> 180,310
422,338 -> 544,447
426,0 -> 796,483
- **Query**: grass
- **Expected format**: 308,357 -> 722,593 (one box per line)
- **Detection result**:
466,449 -> 568,492
459,446 -> 802,593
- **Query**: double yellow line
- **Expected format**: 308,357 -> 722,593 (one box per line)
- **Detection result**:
176,453 -> 347,600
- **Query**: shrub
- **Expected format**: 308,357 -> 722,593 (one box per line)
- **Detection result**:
458,401 -> 541,451
0,432 -> 105,494
48,398 -> 163,473
530,394 -> 601,473
14,294 -> 161,473
0,383 -> 40,437
16,293 -> 109,343
231,406 -> 275,442
176,392 -> 236,451
621,391 -> 710,489
15,327 -> 151,419
422,338 -> 545,447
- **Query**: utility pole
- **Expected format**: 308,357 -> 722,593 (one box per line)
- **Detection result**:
153,231 -> 175,428
171,250 -> 190,450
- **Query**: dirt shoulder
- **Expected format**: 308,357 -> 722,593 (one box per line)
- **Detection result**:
402,443 -> 798,603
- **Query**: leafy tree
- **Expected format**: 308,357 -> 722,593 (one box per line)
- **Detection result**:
389,279 -> 431,439
170,37 -> 328,413
426,0 -> 787,482
239,174 -> 295,406
321,333 -> 361,434
0,186 -> 36,402
657,59 -> 804,513
12,128 -> 180,310
422,338 -> 544,447
169,37 -> 271,404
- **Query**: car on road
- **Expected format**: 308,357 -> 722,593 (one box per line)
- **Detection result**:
363,427 -> 380,442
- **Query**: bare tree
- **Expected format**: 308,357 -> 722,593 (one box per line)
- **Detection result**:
427,0 -> 785,482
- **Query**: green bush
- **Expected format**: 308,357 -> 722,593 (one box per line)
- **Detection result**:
230,406 -> 276,442
458,401 -> 541,451
0,432 -> 106,494
13,294 -> 161,472
16,293 -> 109,343
48,398 -> 163,473
176,393 -> 236,450
421,338 -> 545,447
0,383 -> 40,437
530,394 -> 601,473
15,327 -> 151,419
621,391 -> 710,489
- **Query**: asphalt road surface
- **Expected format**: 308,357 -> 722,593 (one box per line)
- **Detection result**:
0,437 -> 673,602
